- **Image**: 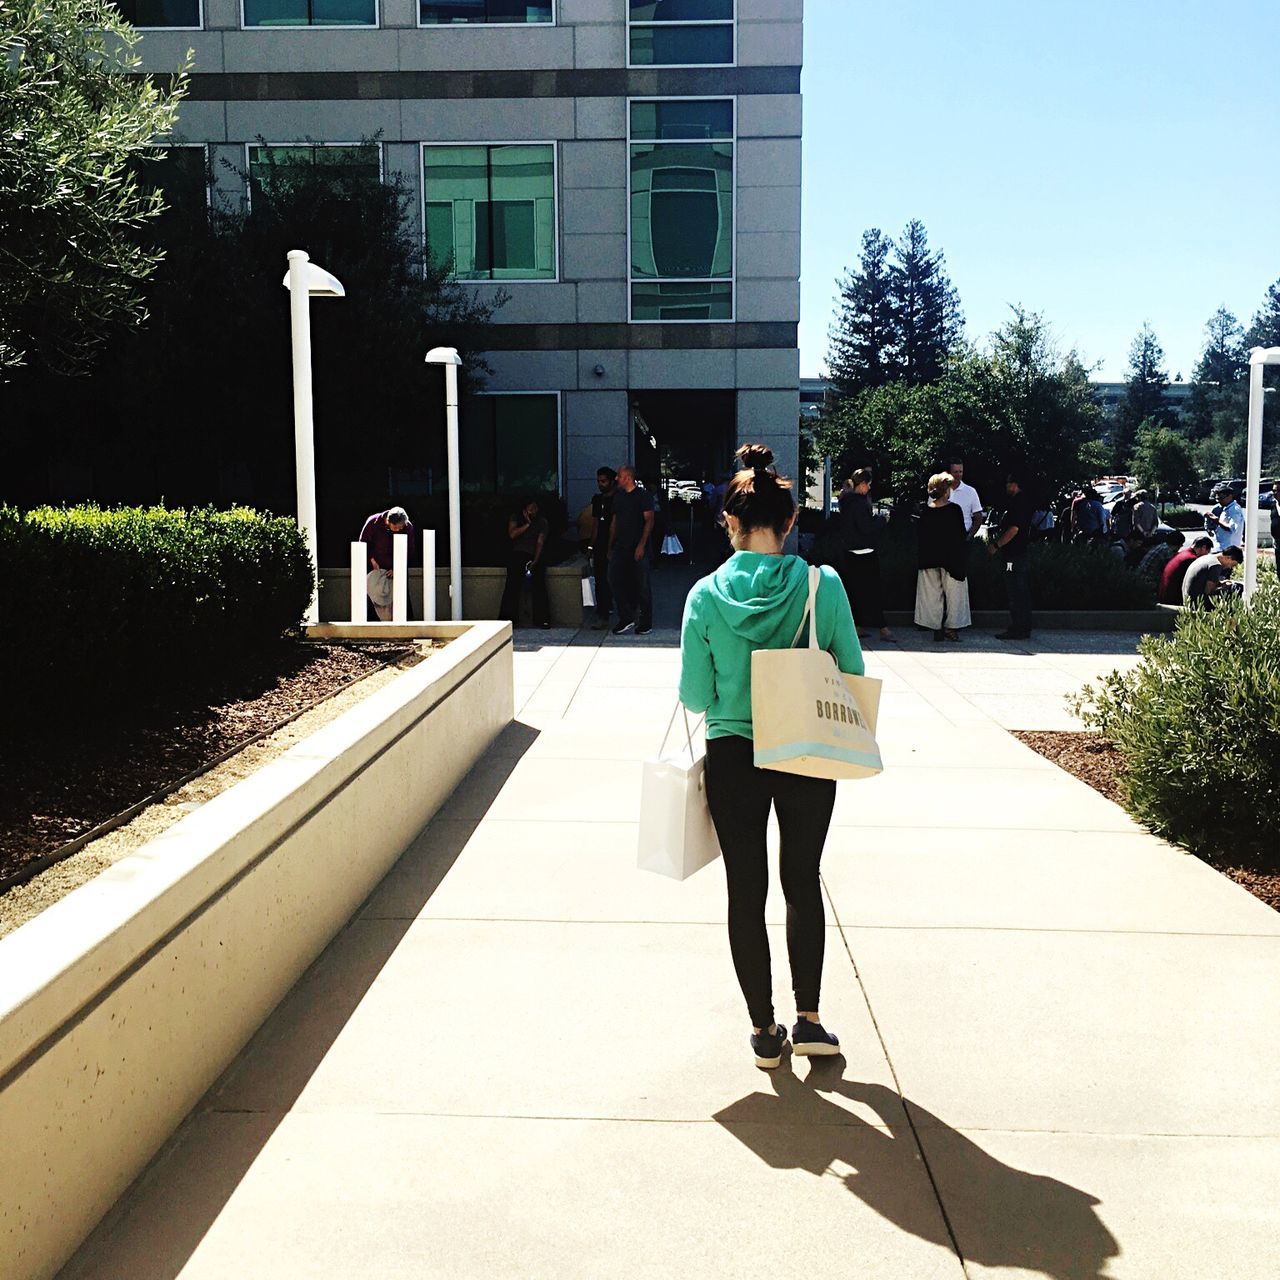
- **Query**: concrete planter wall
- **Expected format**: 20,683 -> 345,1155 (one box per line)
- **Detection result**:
320,565 -> 585,626
0,622 -> 512,1280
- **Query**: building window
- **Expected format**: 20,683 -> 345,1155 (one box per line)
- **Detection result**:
628,0 -> 733,67
115,0 -> 202,25
628,99 -> 733,321
242,0 -> 376,27
132,145 -> 209,214
423,145 -> 556,282
247,145 -> 381,207
420,0 -> 552,24
463,394 -> 560,495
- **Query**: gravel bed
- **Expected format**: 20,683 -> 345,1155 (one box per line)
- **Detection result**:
0,641 -> 424,884
1013,730 -> 1279,913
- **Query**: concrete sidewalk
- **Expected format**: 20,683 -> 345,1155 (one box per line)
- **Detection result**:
64,629 -> 1280,1279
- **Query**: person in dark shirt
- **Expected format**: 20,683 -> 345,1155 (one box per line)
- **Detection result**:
499,498 -> 550,629
837,467 -> 891,641
1158,536 -> 1213,605
1271,481 -> 1280,582
1183,545 -> 1242,607
914,472 -> 971,641
607,464 -> 655,635
589,467 -> 617,629
359,506 -> 416,621
987,472 -> 1035,640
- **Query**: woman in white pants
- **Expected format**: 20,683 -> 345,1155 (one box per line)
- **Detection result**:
915,472 -> 971,641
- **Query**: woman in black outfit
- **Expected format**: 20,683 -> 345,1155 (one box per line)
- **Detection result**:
499,498 -> 550,629
837,467 -> 891,641
914,472 -> 971,641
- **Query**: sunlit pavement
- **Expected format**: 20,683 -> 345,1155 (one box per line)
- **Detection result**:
63,629 -> 1280,1280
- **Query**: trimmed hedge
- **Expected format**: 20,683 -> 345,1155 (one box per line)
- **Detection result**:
1073,582 -> 1280,871
0,504 -> 314,719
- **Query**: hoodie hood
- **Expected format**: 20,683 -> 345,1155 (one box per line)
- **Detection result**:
702,552 -> 811,644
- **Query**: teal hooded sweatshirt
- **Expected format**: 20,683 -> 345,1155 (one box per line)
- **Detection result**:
679,552 -> 865,742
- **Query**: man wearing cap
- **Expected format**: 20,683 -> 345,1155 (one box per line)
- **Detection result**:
1204,484 -> 1244,552
359,505 -> 416,621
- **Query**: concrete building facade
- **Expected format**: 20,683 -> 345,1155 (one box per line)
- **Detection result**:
130,1 -> 803,518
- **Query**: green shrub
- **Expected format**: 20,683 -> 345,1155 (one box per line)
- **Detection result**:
1161,506 -> 1205,529
1072,582 -> 1280,871
0,504 -> 313,720
871,523 -> 1155,610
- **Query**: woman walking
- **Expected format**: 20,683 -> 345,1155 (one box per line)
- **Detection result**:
680,444 -> 864,1069
915,472 -> 972,641
837,468 -> 891,641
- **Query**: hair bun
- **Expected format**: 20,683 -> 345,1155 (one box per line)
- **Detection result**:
735,443 -> 774,471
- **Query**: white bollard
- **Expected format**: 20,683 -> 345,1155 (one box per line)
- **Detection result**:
423,528 -> 437,622
350,542 -> 365,622
392,532 -> 408,622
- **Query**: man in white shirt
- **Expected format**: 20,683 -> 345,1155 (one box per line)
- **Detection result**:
947,458 -> 985,535
1205,484 -> 1244,552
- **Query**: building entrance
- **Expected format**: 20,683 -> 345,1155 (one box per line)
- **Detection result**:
631,390 -> 736,571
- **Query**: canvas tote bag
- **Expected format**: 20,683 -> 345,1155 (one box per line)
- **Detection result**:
751,566 -> 883,781
638,709 -> 723,880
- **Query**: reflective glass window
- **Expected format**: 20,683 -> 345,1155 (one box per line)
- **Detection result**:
114,0 -> 201,26
248,145 -> 381,207
423,144 -> 555,281
630,281 -> 733,322
629,0 -> 731,19
243,0 -> 376,26
629,23 -> 733,65
420,0 -> 552,23
462,396 -> 559,495
629,99 -> 732,141
132,146 -> 208,212
629,100 -> 733,322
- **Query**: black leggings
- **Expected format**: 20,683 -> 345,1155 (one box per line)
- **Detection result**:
704,734 -> 837,1029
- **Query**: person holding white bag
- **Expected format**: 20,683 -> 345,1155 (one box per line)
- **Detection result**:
679,444 -> 864,1070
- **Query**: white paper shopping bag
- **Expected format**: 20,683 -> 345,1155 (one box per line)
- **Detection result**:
582,574 -> 597,607
638,711 -> 722,880
751,567 -> 883,781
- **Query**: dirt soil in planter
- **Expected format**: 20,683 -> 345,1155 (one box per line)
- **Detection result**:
1014,730 -> 1279,913
0,641 -> 431,887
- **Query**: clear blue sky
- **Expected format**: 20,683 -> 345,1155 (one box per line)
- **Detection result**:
800,0 -> 1280,382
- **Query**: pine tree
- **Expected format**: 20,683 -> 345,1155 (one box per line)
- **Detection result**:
1245,279 -> 1280,349
826,228 -> 898,396
1193,306 -> 1246,387
892,219 -> 963,384
1114,323 -> 1170,470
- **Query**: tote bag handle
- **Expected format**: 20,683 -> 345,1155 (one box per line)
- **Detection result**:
789,565 -> 821,651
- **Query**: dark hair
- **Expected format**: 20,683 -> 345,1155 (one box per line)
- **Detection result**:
722,444 -> 795,536
1006,470 -> 1025,487
1221,545 -> 1244,562
946,457 -> 964,469
597,466 -> 617,481
848,467 -> 873,488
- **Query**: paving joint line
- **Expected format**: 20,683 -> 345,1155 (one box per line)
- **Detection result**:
823,876 -> 972,1277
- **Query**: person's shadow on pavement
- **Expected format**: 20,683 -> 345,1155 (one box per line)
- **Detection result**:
713,1063 -> 1118,1280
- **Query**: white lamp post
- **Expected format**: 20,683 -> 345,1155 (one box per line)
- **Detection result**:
283,249 -> 345,626
1244,346 -> 1280,602
425,346 -> 464,621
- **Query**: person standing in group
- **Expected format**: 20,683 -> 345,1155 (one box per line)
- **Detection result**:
359,505 -> 415,621
680,444 -> 863,1069
499,498 -> 550,629
916,472 -> 971,641
1205,483 -> 1245,551
987,471 -> 1035,641
1158,535 -> 1213,605
1110,489 -> 1135,541
608,463 -> 654,636
1271,481 -> 1280,581
837,467 -> 891,641
1132,490 -> 1159,539
946,457 -> 985,536
590,467 -> 617,630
